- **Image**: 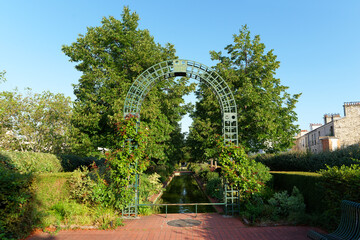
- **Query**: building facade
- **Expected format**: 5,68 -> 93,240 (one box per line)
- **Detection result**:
294,102 -> 360,153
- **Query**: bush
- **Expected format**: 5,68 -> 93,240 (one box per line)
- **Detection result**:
139,173 -> 163,202
189,162 -> 210,181
68,167 -> 96,204
206,177 -> 223,200
218,145 -> 272,200
0,150 -> 63,173
254,144 -> 360,172
0,163 -> 35,239
270,171 -> 322,212
58,154 -> 105,172
317,164 -> 360,230
268,187 -> 306,222
242,186 -> 306,224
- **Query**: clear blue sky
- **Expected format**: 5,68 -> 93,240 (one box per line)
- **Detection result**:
1,0 -> 360,133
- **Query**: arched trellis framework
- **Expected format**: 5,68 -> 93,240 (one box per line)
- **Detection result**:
123,59 -> 238,145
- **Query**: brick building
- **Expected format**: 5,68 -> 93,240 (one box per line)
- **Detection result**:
294,102 -> 360,153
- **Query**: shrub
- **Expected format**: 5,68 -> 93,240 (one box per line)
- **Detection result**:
206,177 -> 223,200
68,167 -> 96,204
254,144 -> 360,172
139,173 -> 163,202
58,154 -> 105,172
0,150 -> 63,173
270,171 -> 322,212
218,144 -> 272,200
317,164 -> 360,230
0,164 -> 35,239
268,187 -> 306,222
241,186 -> 306,224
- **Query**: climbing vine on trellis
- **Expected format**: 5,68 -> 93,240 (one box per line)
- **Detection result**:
93,114 -> 150,209
216,141 -> 272,200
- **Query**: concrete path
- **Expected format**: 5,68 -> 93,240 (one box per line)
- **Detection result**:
26,213 -> 322,240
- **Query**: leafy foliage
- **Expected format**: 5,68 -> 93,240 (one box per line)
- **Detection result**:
88,115 -> 149,210
268,187 -> 306,220
218,144 -> 272,199
254,144 -> 360,171
205,172 -> 223,200
68,167 -> 95,204
0,70 -> 6,83
242,186 -> 306,225
316,164 -> 360,230
270,171 -> 322,213
188,25 -> 301,158
0,163 -> 35,239
62,7 -> 193,166
0,88 -> 72,153
0,150 -> 63,174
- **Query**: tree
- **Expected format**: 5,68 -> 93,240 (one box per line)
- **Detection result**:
189,25 -> 301,155
0,89 -> 72,153
62,7 -> 194,163
0,70 -> 6,84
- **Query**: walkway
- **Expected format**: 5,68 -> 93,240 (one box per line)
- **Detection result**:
27,213 -> 322,240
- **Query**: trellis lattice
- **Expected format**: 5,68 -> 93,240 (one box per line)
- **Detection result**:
123,59 -> 238,145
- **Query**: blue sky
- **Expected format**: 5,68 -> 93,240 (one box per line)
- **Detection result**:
1,0 -> 359,133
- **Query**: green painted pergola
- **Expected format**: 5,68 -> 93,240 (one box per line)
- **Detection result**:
123,59 -> 238,145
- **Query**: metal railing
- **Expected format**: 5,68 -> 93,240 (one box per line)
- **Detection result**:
138,203 -> 226,218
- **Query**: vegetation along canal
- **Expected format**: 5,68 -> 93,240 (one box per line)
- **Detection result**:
159,174 -> 215,213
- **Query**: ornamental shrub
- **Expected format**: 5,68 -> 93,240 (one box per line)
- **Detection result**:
317,164 -> 360,230
268,186 -> 306,222
68,167 -> 95,204
218,144 -> 272,200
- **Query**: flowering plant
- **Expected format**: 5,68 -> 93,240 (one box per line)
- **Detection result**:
217,142 -> 272,199
94,114 -> 150,209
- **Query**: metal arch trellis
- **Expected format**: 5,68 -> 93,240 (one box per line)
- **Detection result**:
122,59 -> 239,217
123,59 -> 238,145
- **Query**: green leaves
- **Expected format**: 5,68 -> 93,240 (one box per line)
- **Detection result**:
190,25 -> 301,156
62,7 -> 190,166
0,89 -> 72,153
218,143 -> 272,199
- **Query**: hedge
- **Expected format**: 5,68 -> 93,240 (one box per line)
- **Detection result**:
254,144 -> 360,172
270,171 -> 322,213
0,150 -> 63,173
0,150 -> 105,173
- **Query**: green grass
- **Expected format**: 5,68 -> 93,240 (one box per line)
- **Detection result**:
32,172 -> 122,229
270,171 -> 321,176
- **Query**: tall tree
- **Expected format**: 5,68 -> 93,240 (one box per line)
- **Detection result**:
189,25 -> 301,155
62,7 -> 193,162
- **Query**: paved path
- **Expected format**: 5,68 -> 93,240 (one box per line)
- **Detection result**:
26,213 -> 322,240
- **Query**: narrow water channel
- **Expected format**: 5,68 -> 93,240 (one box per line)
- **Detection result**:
159,174 -> 215,213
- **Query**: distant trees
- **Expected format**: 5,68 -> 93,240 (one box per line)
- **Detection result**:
0,87 -> 72,153
188,25 -> 301,158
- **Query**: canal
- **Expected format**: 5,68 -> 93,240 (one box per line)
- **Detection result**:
159,174 -> 215,213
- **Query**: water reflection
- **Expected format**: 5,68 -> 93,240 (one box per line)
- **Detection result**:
160,174 -> 215,213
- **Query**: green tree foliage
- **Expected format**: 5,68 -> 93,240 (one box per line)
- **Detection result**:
188,25 -> 301,156
0,88 -> 72,153
0,70 -> 6,84
62,7 -> 193,164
